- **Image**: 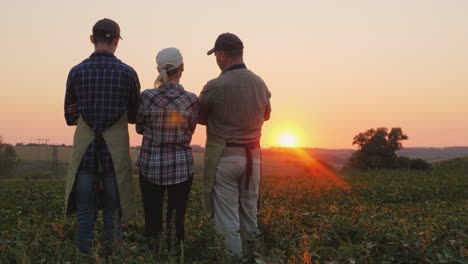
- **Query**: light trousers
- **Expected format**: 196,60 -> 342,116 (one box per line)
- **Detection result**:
212,150 -> 261,258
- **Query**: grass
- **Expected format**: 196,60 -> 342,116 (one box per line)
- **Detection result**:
0,158 -> 467,263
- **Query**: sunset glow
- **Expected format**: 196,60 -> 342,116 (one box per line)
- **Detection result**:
277,132 -> 298,147
0,1 -> 467,148
293,148 -> 351,191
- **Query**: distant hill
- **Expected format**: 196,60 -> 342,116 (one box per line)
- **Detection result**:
14,145 -> 468,169
396,147 -> 468,162
263,147 -> 468,168
261,148 -> 354,170
431,157 -> 468,169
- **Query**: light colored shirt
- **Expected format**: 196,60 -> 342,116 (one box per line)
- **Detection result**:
198,64 -> 271,144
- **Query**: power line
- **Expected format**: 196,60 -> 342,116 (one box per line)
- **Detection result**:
35,138 -> 50,145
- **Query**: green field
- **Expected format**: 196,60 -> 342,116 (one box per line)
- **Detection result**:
0,158 -> 467,263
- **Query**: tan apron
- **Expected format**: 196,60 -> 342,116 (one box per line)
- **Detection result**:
202,127 -> 226,218
64,114 -> 137,222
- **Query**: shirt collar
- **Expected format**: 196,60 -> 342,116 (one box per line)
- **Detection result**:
90,50 -> 116,58
222,63 -> 247,73
158,83 -> 184,90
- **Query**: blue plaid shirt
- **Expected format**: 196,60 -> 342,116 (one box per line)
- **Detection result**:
136,84 -> 199,185
65,50 -> 140,173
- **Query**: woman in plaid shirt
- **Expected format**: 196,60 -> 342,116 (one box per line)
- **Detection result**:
136,48 -> 199,247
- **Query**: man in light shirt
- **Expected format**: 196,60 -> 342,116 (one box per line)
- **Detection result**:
199,32 -> 272,259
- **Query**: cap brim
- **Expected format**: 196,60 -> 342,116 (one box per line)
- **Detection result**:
207,48 -> 215,55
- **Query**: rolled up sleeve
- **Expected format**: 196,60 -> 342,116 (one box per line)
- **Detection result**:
198,84 -> 212,125
64,69 -> 78,126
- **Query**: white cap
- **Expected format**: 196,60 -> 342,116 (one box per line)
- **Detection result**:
155,47 -> 183,85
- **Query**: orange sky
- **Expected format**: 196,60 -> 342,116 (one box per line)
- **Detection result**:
1,0 -> 467,148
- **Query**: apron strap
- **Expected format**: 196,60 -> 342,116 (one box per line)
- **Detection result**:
225,142 -> 260,190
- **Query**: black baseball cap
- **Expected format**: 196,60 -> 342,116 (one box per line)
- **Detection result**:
92,18 -> 122,40
207,33 -> 243,55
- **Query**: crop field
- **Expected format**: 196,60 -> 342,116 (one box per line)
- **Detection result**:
14,146 -> 204,165
10,146 -> 204,179
15,146 -> 73,163
0,158 -> 467,263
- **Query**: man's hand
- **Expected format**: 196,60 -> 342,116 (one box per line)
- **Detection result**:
66,103 -> 79,125
67,104 -> 80,117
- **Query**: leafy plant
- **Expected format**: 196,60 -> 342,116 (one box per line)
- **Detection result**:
0,158 -> 467,262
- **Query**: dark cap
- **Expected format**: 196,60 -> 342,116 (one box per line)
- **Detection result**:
207,33 -> 243,55
92,18 -> 122,40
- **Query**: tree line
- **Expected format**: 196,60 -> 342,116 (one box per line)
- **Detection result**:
0,137 -> 17,178
0,129 -> 430,179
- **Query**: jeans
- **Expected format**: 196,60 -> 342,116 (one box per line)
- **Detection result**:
139,174 -> 192,243
74,170 -> 122,255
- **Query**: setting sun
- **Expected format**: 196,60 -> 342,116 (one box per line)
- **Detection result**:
277,132 -> 299,147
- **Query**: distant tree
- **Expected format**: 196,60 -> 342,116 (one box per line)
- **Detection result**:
396,156 -> 430,170
0,136 -> 18,178
347,127 -> 408,169
409,158 -> 430,170
396,156 -> 411,169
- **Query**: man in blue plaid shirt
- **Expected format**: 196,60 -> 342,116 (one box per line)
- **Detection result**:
64,18 -> 140,255
64,30 -> 140,173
